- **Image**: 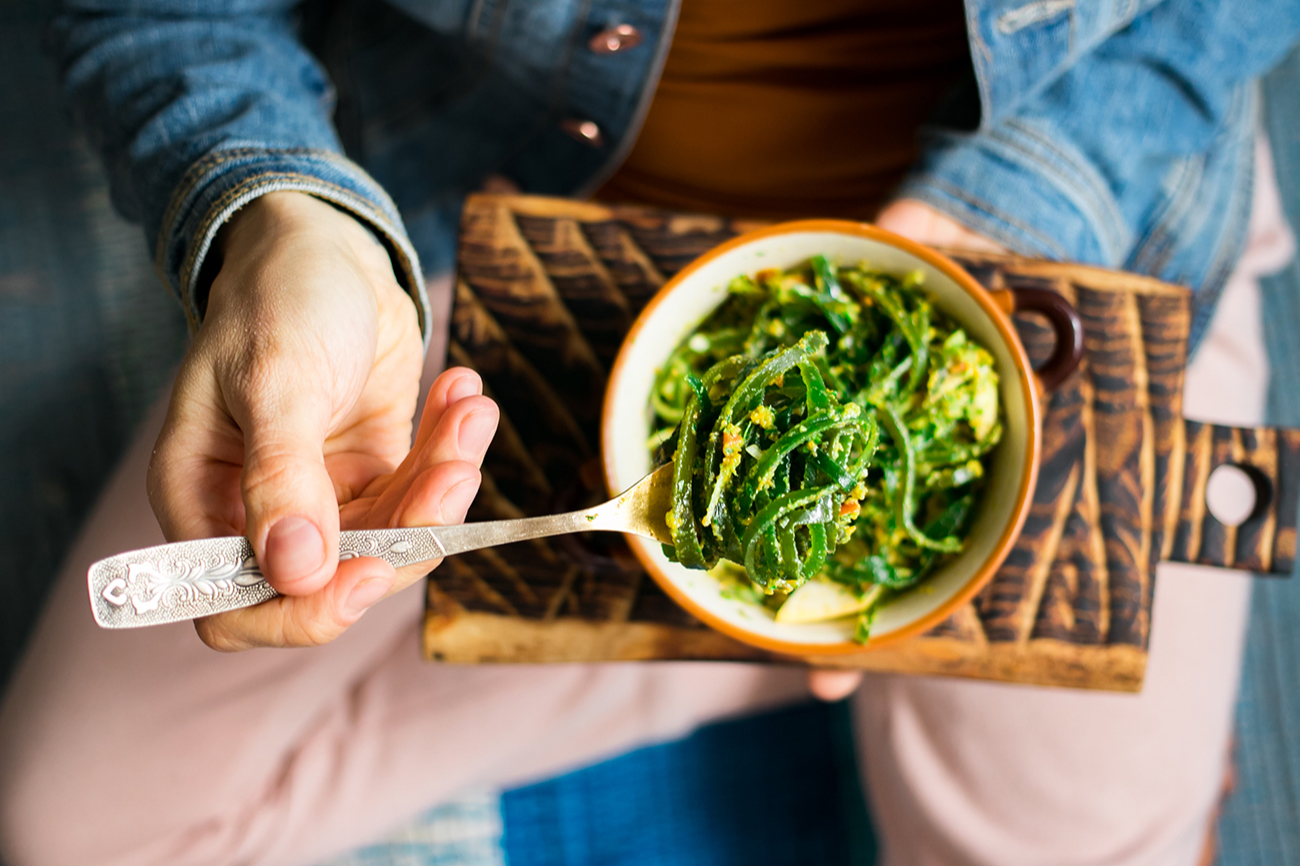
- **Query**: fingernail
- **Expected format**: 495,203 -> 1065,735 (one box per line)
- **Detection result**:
458,409 -> 496,455
265,517 -> 326,585
344,576 -> 392,617
439,478 -> 479,524
446,372 -> 482,405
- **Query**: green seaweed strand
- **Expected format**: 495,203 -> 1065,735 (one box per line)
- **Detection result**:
879,404 -> 962,553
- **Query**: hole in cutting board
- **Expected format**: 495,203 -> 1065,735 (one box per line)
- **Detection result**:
1205,464 -> 1269,527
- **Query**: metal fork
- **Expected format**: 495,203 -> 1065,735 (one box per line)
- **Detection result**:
87,464 -> 673,629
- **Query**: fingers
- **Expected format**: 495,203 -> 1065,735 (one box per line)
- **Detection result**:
411,368 -> 485,456
194,555 -> 396,651
391,460 -> 482,529
875,199 -> 939,242
412,393 -> 498,474
876,199 -> 1008,254
808,670 -> 864,702
365,376 -> 498,524
195,461 -> 486,652
387,460 -> 481,589
177,362 -> 495,648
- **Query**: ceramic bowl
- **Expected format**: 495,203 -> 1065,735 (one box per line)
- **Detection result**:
601,220 -> 1082,655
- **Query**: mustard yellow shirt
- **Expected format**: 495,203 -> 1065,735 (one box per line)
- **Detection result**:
598,0 -> 969,220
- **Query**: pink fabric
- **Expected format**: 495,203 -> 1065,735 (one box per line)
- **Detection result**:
2,137 -> 1293,866
0,394 -> 808,866
0,292 -> 810,866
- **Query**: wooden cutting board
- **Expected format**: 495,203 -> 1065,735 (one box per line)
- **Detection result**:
422,194 -> 1300,692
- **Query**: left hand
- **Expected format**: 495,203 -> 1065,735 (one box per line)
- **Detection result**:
806,198 -> 1007,702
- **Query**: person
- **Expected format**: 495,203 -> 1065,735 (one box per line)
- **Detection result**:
1,1 -> 1298,864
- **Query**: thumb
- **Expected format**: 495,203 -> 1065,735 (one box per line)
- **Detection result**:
237,391 -> 340,596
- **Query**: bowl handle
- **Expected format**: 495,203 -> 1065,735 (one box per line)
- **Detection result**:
1005,286 -> 1085,391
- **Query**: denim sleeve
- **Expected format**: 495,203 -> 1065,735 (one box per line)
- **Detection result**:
49,1 -> 429,339
899,0 -> 1300,292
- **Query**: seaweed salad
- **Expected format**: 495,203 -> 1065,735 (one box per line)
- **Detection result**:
648,256 -> 1003,641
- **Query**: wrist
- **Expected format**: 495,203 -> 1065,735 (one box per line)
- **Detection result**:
220,191 -> 383,263
209,191 -> 406,313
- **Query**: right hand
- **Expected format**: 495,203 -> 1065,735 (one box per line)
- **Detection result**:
148,191 -> 498,651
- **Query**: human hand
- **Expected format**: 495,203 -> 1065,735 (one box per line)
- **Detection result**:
875,199 -> 1009,255
806,198 -> 1007,702
147,191 -> 498,651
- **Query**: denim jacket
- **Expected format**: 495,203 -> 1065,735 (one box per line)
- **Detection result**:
50,0 -> 1300,348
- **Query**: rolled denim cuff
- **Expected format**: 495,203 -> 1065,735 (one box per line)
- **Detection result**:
154,147 -> 430,344
895,119 -> 1132,268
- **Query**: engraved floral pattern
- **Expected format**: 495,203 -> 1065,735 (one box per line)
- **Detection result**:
100,554 -> 266,615
90,528 -> 443,628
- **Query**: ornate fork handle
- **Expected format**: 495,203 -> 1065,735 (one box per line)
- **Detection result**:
87,527 -> 449,629
89,464 -> 671,629
87,508 -> 628,629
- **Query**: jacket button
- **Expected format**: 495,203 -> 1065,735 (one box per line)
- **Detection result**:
561,118 -> 604,147
588,24 -> 642,54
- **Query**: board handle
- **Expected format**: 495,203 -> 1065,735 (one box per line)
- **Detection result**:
1167,421 -> 1300,575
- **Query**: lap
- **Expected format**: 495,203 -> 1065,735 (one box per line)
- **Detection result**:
0,360 -> 808,866
5,165 -> 1291,866
855,566 -> 1250,866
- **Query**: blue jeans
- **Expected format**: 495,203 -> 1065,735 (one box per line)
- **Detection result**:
1215,43 -> 1300,866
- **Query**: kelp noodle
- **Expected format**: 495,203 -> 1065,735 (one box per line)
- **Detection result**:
649,256 -> 1002,641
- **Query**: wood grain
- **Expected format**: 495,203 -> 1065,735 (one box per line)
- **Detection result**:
1167,421 -> 1298,575
1077,288 -> 1153,648
458,201 -> 607,438
425,194 -> 1300,693
1234,428 -> 1278,573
